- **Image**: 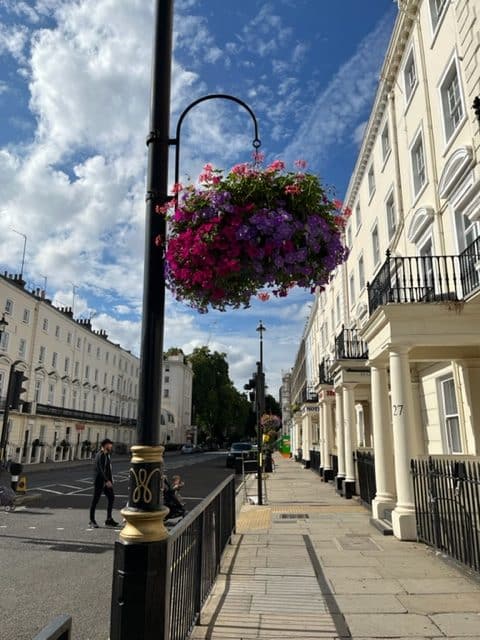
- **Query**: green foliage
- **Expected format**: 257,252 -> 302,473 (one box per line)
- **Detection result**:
188,346 -> 254,441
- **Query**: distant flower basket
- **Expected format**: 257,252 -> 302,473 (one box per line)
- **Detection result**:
163,157 -> 349,312
260,413 -> 281,430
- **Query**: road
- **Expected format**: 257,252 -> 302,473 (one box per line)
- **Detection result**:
0,451 -> 233,640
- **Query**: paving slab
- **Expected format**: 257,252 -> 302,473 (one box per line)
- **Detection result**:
398,593 -> 480,614
431,612 -> 480,636
345,612 -> 441,637
398,577 -> 480,594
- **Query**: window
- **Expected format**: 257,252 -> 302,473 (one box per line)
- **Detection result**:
386,192 -> 396,239
404,49 -> 417,102
105,352 -> 109,363
76,337 -> 81,349
74,361 -> 79,378
55,325 -> 60,339
164,388 -> 169,398
61,386 -> 67,408
346,224 -> 352,248
368,165 -> 375,197
83,392 -> 88,412
52,352 -> 58,368
85,365 -> 90,379
440,60 -> 464,142
381,122 -> 390,161
0,331 -> 9,352
164,375 -> 170,384
42,318 -> 48,332
335,295 -> 341,326
355,204 -> 361,232
47,383 -> 55,405
349,274 -> 355,305
113,355 -> 116,366
92,394 -> 97,413
67,331 -> 72,344
23,308 -> 30,324
64,357 -> 70,373
96,347 -> 100,359
94,369 -> 98,383
4,299 -> 13,315
440,377 -> 462,453
372,225 -> 380,266
18,338 -> 26,358
87,342 -> 91,354
101,396 -> 106,413
34,380 -> 42,403
411,133 -> 426,196
72,389 -> 78,410
430,0 -> 447,31
38,345 -> 46,363
103,372 -> 107,386
111,375 -> 115,388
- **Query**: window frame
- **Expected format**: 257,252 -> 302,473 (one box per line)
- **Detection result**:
438,375 -> 463,454
385,188 -> 397,241
18,338 -> 27,358
381,120 -> 391,166
371,222 -> 381,268
22,308 -> 30,324
367,164 -> 376,200
358,254 -> 366,291
438,53 -> 466,149
403,46 -> 418,108
429,0 -> 448,37
410,128 -> 428,202
42,318 -> 49,333
4,299 -> 13,315
0,331 -> 9,352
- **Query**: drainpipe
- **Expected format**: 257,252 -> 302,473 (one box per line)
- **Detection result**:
388,90 -> 406,252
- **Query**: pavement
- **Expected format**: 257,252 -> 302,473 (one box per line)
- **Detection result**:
192,455 -> 480,640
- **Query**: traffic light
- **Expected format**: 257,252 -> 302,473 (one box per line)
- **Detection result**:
244,374 -> 257,405
473,96 -> 480,125
11,370 -> 28,410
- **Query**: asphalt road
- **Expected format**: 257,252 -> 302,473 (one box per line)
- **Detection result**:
0,451 -> 233,640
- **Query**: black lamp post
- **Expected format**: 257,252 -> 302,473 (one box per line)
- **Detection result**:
110,1 -> 261,638
256,321 -> 266,505
0,313 -> 9,464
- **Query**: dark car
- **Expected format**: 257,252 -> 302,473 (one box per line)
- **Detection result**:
226,442 -> 255,468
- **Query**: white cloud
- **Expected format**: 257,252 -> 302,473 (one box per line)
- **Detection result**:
353,120 -> 367,146
282,13 -> 393,170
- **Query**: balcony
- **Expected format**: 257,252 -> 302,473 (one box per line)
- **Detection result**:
301,385 -> 318,403
318,358 -> 333,385
36,403 -> 137,427
335,325 -> 368,360
368,240 -> 480,316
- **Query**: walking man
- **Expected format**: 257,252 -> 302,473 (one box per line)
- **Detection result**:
89,438 -> 119,528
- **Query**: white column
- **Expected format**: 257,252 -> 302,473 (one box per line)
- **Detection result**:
335,388 -> 345,490
322,399 -> 333,480
318,402 -> 325,470
302,412 -> 312,464
389,346 -> 417,540
343,384 -> 357,497
371,364 -> 396,521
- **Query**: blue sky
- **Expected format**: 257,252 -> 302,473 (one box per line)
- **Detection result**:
0,0 -> 396,394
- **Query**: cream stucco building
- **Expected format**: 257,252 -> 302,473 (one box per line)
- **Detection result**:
289,0 -> 480,543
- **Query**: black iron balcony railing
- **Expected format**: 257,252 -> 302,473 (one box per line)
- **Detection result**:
368,241 -> 480,316
301,385 -> 318,403
318,358 -> 333,385
335,325 -> 368,360
36,403 -> 137,427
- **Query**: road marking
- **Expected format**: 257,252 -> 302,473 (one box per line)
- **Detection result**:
0,525 -> 7,528
36,488 -> 64,495
57,483 -> 85,490
56,527 -> 65,531
28,526 -> 36,530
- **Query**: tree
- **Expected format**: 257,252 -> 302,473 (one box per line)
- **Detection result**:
188,346 -> 254,442
265,394 -> 281,416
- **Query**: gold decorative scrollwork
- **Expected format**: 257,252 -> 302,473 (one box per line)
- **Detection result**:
130,467 -> 161,504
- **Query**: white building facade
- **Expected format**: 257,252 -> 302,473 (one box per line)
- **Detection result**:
160,353 -> 193,445
0,273 -> 140,464
290,0 -> 480,543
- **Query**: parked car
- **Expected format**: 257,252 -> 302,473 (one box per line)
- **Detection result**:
181,443 -> 195,454
226,442 -> 255,468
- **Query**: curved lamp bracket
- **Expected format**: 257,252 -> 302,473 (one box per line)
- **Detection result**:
168,93 -> 261,189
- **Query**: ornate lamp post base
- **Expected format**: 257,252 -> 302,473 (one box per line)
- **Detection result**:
120,445 -> 169,544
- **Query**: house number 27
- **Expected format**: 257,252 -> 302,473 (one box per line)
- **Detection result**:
393,404 -> 404,416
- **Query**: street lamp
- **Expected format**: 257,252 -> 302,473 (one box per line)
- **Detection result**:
255,321 -> 266,505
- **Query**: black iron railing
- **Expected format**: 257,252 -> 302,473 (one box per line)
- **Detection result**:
411,456 -> 480,574
355,450 -> 376,507
335,325 -> 368,360
36,403 -> 137,427
368,241 -> 480,316
310,450 -> 321,474
319,358 -> 333,385
301,386 -> 318,403
459,235 -> 480,298
168,475 -> 236,640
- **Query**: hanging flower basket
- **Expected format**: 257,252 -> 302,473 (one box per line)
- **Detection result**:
260,413 -> 281,431
164,158 -> 349,312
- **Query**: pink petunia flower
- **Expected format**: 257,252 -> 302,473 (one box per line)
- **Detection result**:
171,182 -> 184,194
294,159 -> 307,169
257,292 -> 270,302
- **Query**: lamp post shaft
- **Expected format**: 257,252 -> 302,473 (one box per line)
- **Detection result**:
110,2 -> 173,638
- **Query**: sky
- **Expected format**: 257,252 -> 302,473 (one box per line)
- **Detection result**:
0,0 -> 397,396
